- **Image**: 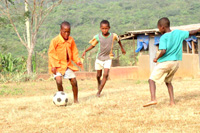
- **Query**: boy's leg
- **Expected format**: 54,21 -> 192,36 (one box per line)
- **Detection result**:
96,68 -> 110,97
164,61 -> 179,106
69,78 -> 78,103
149,79 -> 157,101
143,79 -> 157,107
55,76 -> 64,91
96,70 -> 102,90
165,82 -> 175,105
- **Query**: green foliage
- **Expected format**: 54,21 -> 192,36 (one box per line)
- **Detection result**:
0,53 -> 26,73
24,11 -> 31,18
0,53 -> 39,83
8,0 -> 15,5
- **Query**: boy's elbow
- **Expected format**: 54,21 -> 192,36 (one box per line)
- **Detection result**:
162,49 -> 166,54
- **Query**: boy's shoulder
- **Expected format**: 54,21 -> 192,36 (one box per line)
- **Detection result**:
164,29 -> 189,38
92,33 -> 119,42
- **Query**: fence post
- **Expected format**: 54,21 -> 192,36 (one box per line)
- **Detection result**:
198,38 -> 200,68
149,36 -> 156,72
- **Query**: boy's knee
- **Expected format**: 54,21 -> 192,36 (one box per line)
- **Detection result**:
56,78 -> 62,86
103,73 -> 109,79
70,78 -> 77,86
165,82 -> 172,86
96,73 -> 102,79
148,79 -> 154,83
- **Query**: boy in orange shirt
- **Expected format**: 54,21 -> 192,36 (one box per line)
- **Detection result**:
48,21 -> 82,103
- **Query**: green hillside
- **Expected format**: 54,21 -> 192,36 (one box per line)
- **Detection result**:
1,0 -> 200,56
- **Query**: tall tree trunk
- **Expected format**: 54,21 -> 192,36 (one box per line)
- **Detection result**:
27,49 -> 33,75
25,1 -> 31,48
25,0 -> 32,74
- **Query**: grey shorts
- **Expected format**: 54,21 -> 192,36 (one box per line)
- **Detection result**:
54,68 -> 76,79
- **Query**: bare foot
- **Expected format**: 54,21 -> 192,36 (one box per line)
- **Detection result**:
96,93 -> 100,97
169,102 -> 175,106
143,100 -> 157,107
74,100 -> 79,104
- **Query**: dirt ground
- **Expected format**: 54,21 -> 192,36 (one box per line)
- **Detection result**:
0,78 -> 200,132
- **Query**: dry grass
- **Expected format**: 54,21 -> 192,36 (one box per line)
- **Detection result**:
0,78 -> 200,132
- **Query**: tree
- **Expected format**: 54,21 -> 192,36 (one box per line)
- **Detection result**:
0,0 -> 62,74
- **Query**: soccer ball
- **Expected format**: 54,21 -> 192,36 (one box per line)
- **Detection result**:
53,91 -> 68,106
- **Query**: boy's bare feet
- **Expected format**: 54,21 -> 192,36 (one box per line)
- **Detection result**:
169,102 -> 175,106
143,100 -> 157,107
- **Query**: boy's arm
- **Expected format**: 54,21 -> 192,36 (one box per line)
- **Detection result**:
154,49 -> 166,63
48,40 -> 60,74
82,36 -> 98,58
154,35 -> 167,63
118,40 -> 126,55
189,28 -> 200,35
114,33 -> 126,55
82,45 -> 95,58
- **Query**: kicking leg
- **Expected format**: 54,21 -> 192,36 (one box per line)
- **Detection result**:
69,78 -> 79,103
96,68 -> 110,97
96,70 -> 102,90
166,82 -> 175,106
55,76 -> 63,91
143,79 -> 157,107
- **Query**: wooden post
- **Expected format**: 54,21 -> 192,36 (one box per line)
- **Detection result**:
198,38 -> 200,68
149,36 -> 157,72
192,41 -> 195,54
133,38 -> 136,65
187,42 -> 189,53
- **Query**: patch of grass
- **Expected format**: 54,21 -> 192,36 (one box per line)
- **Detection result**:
135,80 -> 148,84
66,86 -> 72,90
135,80 -> 141,84
0,87 -> 24,95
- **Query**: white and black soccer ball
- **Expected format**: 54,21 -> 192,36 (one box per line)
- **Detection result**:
53,91 -> 68,106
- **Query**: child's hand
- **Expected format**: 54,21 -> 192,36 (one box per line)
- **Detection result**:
82,51 -> 86,58
153,58 -> 157,63
121,48 -> 126,55
76,61 -> 84,70
51,67 -> 57,75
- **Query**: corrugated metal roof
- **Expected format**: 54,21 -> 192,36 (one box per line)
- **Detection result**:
120,23 -> 200,40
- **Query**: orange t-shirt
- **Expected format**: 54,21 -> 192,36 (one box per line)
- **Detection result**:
48,34 -> 80,75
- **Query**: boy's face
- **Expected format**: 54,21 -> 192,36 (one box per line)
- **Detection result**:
157,25 -> 165,34
60,25 -> 70,40
100,23 -> 110,35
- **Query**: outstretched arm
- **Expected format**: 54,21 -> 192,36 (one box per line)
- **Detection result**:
189,28 -> 200,35
154,49 -> 166,63
118,40 -> 126,55
82,45 -> 95,58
